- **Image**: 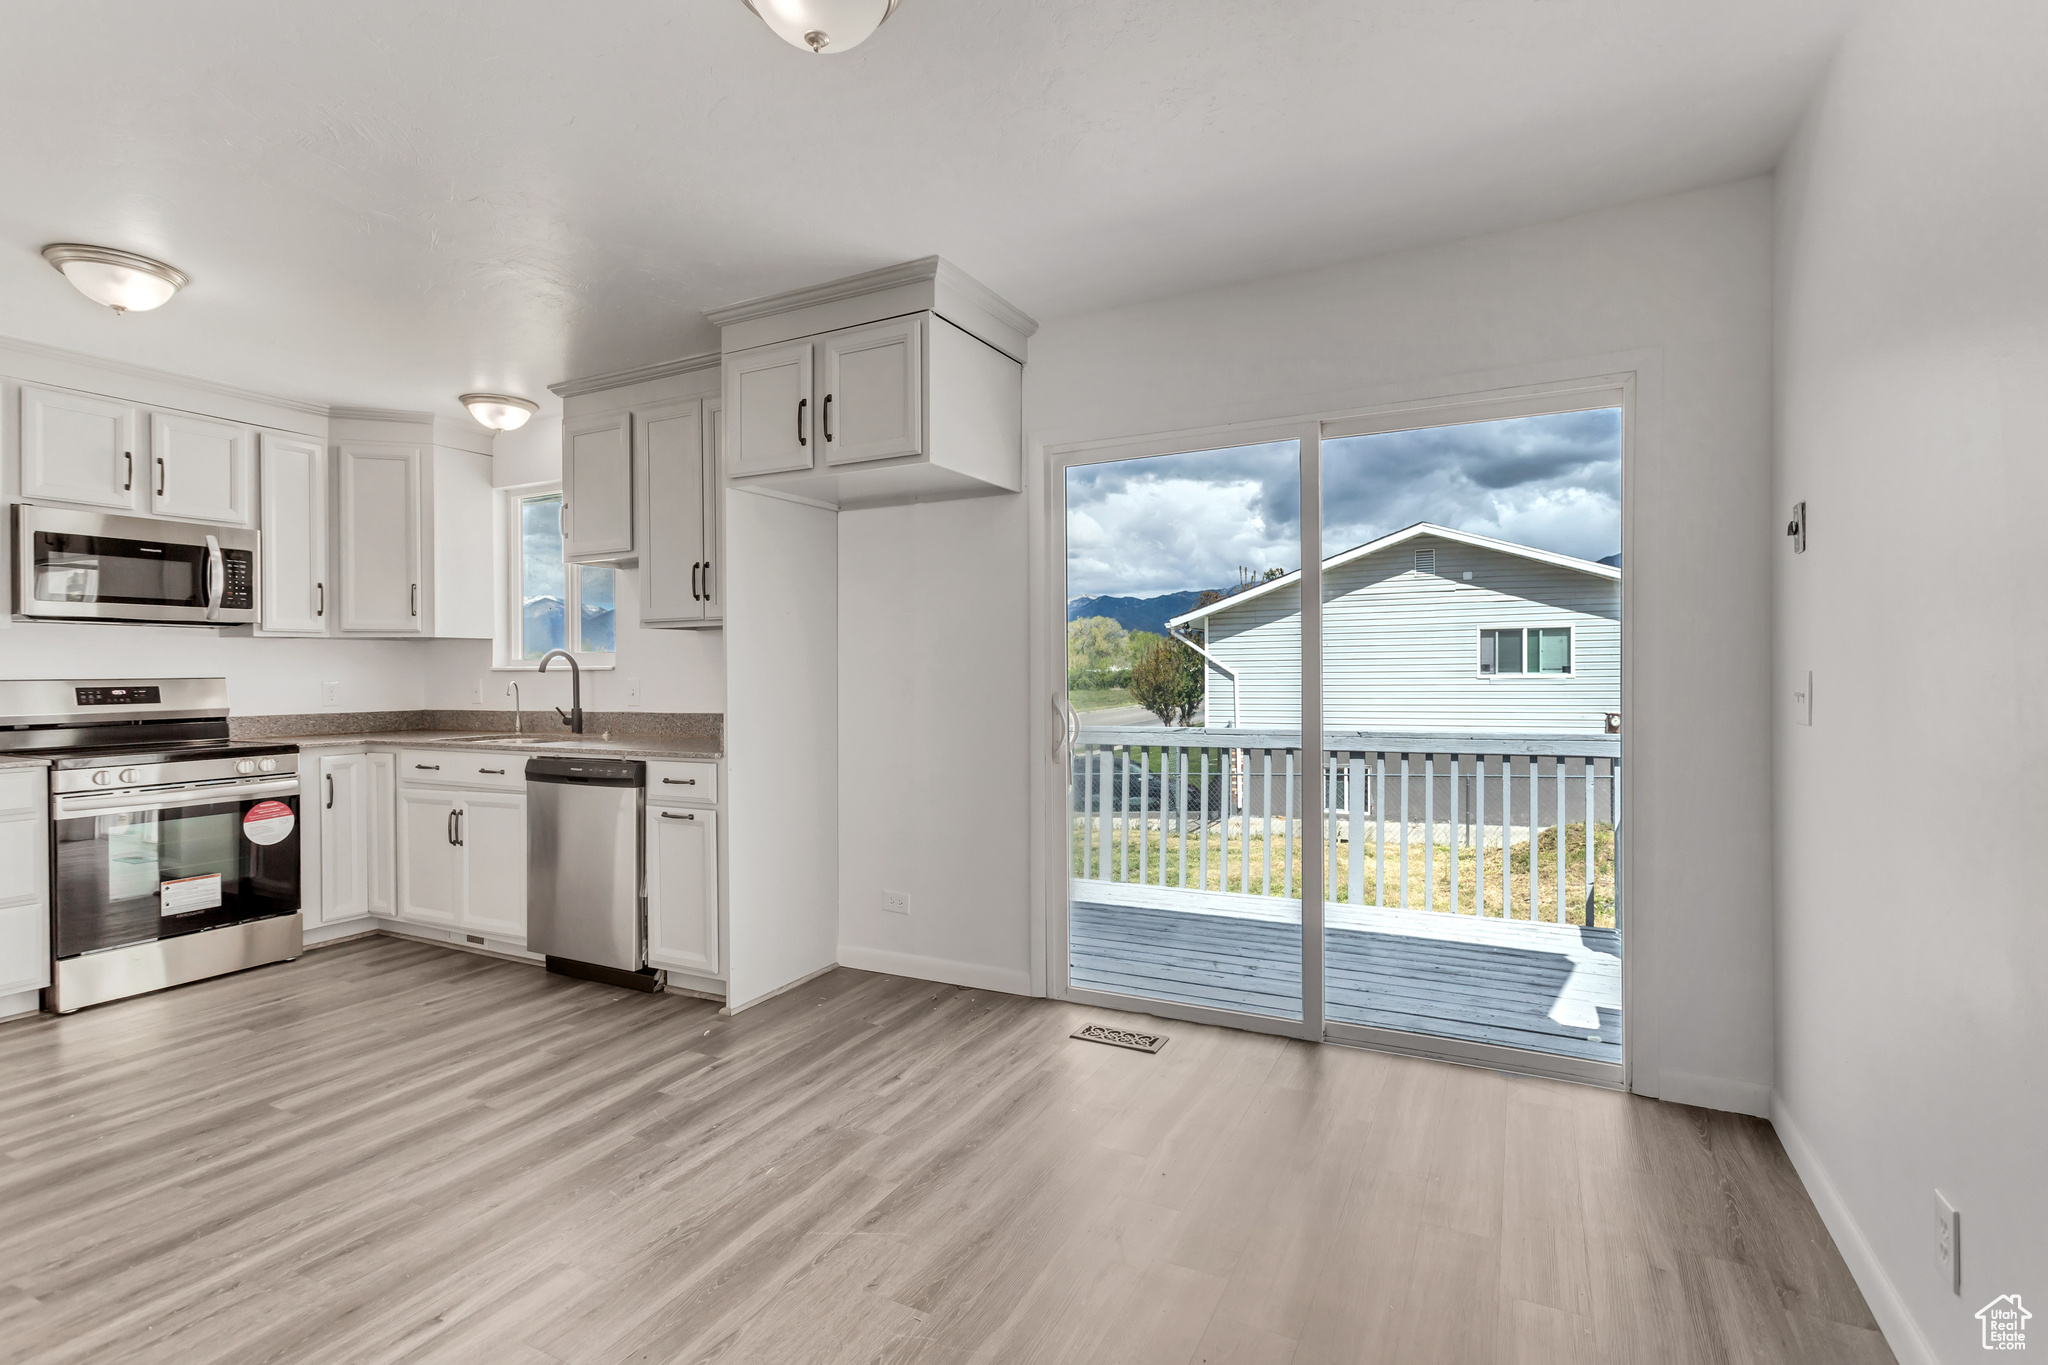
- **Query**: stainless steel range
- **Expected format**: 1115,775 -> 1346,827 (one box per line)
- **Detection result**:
0,678 -> 302,1013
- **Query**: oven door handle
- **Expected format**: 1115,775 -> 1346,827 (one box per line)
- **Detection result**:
54,775 -> 299,818
203,534 -> 225,622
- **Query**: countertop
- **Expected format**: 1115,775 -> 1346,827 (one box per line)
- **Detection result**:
277,730 -> 723,761
0,756 -> 51,772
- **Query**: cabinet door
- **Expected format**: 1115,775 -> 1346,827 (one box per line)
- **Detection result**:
459,792 -> 527,940
150,412 -> 253,524
364,754 -> 397,918
396,788 -> 462,926
820,316 -> 923,467
20,386 -> 139,511
259,432 -> 328,634
646,806 -> 718,976
564,412 -> 633,561
319,755 -> 367,923
337,444 -> 425,634
725,340 -> 814,477
701,400 -> 724,625
0,771 -> 50,996
636,399 -> 705,626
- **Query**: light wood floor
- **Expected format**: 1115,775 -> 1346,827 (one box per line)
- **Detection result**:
0,936 -> 1892,1365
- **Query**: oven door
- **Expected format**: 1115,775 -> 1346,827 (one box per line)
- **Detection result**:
51,776 -> 301,958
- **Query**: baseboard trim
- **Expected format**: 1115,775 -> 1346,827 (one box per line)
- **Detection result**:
1771,1094 -> 1934,1365
1654,1068 -> 1772,1117
835,944 -> 1033,997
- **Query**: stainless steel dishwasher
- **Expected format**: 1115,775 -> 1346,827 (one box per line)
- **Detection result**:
525,756 -> 659,991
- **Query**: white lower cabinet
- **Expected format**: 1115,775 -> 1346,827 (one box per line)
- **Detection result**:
318,752 -> 397,925
646,802 -> 719,978
396,782 -> 526,941
0,769 -> 51,999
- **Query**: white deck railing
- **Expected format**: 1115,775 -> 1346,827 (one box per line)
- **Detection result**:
1070,727 -> 1621,930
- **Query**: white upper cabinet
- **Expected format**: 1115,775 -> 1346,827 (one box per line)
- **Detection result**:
258,431 -> 328,634
337,443 -> 425,634
637,399 -> 708,627
820,315 -> 922,467
19,386 -> 140,511
726,340 -> 814,478
707,259 -> 1033,509
563,412 -> 633,563
150,412 -> 253,525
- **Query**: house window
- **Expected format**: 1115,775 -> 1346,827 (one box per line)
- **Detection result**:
1479,626 -> 1571,676
505,488 -> 616,665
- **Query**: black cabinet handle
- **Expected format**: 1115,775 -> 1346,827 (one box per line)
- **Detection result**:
660,810 -> 696,821
823,392 -> 833,443
661,777 -> 696,785
455,809 -> 465,845
447,809 -> 457,844
156,456 -> 166,497
411,583 -> 419,617
702,561 -> 711,601
797,397 -> 807,447
415,763 -> 439,770
316,582 -> 324,617
124,451 -> 133,491
326,773 -> 334,809
691,562 -> 701,602
478,768 -> 505,776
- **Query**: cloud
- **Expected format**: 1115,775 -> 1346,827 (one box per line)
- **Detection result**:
1065,411 -> 1621,598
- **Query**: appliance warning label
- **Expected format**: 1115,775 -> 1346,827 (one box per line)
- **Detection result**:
243,800 -> 296,846
161,874 -> 223,916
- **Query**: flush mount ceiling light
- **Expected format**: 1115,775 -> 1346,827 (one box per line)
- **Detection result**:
42,244 -> 189,314
460,393 -> 539,432
741,0 -> 900,54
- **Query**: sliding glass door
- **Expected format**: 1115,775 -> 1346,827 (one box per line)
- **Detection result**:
1062,437 -> 1307,1027
1055,390 -> 1626,1077
1316,407 -> 1624,1076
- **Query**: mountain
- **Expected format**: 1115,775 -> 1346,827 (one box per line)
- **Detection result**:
1597,553 -> 1621,568
1067,589 -> 1218,637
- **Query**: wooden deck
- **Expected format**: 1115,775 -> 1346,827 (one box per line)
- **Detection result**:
1070,889 -> 1623,1063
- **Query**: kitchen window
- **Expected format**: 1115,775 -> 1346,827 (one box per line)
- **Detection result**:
1478,625 -> 1572,676
500,487 -> 616,667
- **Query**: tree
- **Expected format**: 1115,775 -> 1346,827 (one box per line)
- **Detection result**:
1067,616 -> 1128,675
1122,630 -> 1165,668
1129,634 -> 1205,726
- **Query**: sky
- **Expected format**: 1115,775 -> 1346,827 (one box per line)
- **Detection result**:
1064,408 -> 1622,600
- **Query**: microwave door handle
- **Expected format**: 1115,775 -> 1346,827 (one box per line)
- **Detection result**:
204,535 -> 223,621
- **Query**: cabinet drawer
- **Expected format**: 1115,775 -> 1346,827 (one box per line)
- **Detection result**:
648,760 -> 718,805
398,749 -> 527,791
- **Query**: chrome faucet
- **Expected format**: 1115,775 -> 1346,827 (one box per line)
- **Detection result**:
537,650 -> 583,734
505,680 -> 522,734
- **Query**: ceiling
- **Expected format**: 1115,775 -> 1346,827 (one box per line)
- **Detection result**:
0,0 -> 1862,419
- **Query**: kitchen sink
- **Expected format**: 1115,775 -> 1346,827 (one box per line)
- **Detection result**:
445,734 -> 577,745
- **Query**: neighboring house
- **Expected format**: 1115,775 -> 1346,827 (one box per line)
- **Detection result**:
1167,523 -> 1620,735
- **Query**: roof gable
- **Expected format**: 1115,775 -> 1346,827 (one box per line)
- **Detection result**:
1169,523 -> 1618,627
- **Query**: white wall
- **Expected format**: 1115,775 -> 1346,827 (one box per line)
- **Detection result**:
1773,3 -> 2047,1360
421,413 -> 728,719
839,178 -> 1778,1114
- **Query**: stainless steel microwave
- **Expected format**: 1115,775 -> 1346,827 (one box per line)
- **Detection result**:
12,504 -> 259,626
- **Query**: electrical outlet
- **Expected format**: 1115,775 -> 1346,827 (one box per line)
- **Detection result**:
321,681 -> 340,707
881,889 -> 910,915
627,677 -> 642,708
473,676 -> 485,707
1936,1190 -> 1961,1294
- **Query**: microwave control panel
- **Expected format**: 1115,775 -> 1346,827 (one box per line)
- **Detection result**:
221,548 -> 254,610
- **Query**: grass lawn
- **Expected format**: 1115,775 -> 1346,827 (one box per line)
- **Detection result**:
1070,817 -> 1618,929
1068,687 -> 1135,712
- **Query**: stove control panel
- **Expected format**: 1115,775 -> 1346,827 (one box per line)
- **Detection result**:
75,685 -> 162,707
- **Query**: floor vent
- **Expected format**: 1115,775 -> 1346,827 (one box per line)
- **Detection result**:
1071,1022 -> 1169,1053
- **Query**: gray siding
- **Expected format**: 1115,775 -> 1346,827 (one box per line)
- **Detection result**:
1202,534 -> 1619,734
